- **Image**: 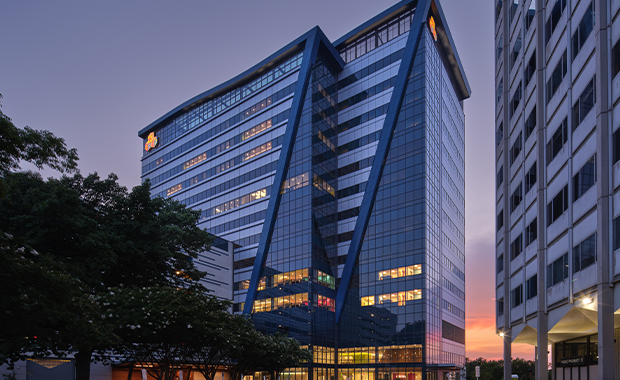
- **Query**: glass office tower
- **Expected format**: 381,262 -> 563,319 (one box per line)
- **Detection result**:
139,1 -> 469,379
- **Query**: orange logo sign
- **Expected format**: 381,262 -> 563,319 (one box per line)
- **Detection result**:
429,16 -> 438,42
145,132 -> 158,151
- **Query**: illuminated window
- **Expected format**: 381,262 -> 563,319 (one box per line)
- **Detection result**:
253,299 -> 272,313
315,270 -> 335,289
273,293 -> 308,310
282,173 -> 309,194
213,188 -> 268,215
378,265 -> 421,280
273,269 -> 309,287
377,345 -> 422,363
338,347 -> 376,364
258,277 -> 267,291
183,152 -> 207,170
238,280 -> 250,290
317,130 -> 336,151
166,183 -> 183,196
361,296 -> 375,306
243,119 -> 272,141
316,295 -> 335,311
310,346 -> 335,365
243,142 -> 272,161
378,290 -> 421,306
313,175 -> 335,196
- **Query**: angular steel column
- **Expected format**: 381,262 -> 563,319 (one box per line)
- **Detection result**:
243,28 -> 343,315
335,0 -> 432,324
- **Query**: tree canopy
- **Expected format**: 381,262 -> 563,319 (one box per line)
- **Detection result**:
0,93 -> 78,197
0,96 -> 310,380
464,357 -> 537,380
0,171 -> 213,379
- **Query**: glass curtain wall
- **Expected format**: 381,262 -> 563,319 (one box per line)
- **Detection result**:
251,54 -> 340,377
337,28 -> 429,380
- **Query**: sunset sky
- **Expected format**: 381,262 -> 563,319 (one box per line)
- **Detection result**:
0,0 -> 534,361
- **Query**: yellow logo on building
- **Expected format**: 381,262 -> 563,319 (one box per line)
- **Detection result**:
429,16 -> 438,42
145,132 -> 158,151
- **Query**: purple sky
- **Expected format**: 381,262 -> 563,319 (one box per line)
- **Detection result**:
2,0 -> 526,359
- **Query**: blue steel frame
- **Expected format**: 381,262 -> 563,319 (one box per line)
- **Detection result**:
335,0 -> 432,324
243,27 -> 344,315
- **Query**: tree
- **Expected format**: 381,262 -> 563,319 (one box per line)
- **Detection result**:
219,322 -> 266,380
100,286 -> 230,380
0,171 -> 214,380
0,94 -> 78,197
511,358 -> 535,379
464,357 -> 536,380
260,334 -> 312,380
465,357 -> 503,380
188,312 -> 252,380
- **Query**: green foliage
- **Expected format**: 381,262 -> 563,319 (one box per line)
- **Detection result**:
0,94 -> 78,197
0,171 -> 213,377
465,357 -> 536,380
260,333 -> 313,380
2,371 -> 17,380
100,286 -> 229,380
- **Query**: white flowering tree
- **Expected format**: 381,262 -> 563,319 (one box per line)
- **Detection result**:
100,285 -> 231,380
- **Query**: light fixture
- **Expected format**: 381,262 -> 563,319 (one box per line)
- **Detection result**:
583,297 -> 593,305
499,332 -> 505,338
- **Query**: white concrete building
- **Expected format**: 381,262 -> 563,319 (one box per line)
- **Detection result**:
495,0 -> 620,378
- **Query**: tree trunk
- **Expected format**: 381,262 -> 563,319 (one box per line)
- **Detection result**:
75,348 -> 93,380
126,363 -> 133,380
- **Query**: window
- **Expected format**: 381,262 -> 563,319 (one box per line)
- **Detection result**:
498,297 -> 504,316
378,265 -> 421,280
525,218 -> 537,247
510,31 -> 522,71
510,0 -> 519,23
497,122 -> 504,146
510,83 -> 522,119
525,162 -> 537,193
497,0 -> 504,20
525,106 -> 537,140
614,216 -> 620,251
525,274 -> 537,300
572,76 -> 596,130
545,0 -> 567,44
547,185 -> 569,226
525,1 -> 536,31
573,155 -> 596,202
511,284 -> 523,308
315,270 -> 335,289
614,128 -> 620,164
497,79 -> 504,104
547,252 -> 569,288
497,254 -> 504,273
510,182 -> 523,213
510,132 -> 523,166
510,234 -> 523,261
497,209 -> 504,231
572,3 -> 594,61
612,39 -> 620,79
573,233 -> 596,274
524,50 -> 536,86
497,35 -> 504,61
546,50 -> 568,104
497,165 -> 504,188
546,118 -> 568,165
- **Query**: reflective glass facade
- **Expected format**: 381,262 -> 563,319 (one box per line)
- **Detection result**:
140,1 -> 469,379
